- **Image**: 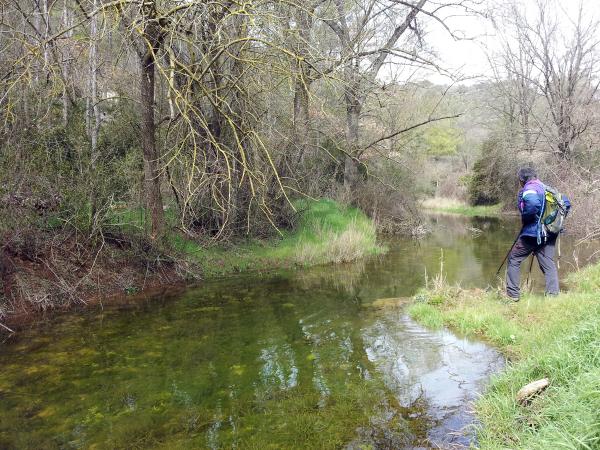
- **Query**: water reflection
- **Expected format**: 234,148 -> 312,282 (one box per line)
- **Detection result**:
294,214 -> 599,298
0,214 -> 597,449
294,257 -> 368,294
363,309 -> 503,448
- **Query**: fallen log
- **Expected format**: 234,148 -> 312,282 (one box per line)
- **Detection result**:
516,378 -> 549,405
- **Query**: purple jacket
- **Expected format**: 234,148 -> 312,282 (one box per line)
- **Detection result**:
518,179 -> 545,239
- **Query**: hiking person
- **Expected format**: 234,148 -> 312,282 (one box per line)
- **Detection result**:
506,168 -> 571,300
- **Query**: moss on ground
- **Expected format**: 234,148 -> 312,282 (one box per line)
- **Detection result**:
407,263 -> 600,449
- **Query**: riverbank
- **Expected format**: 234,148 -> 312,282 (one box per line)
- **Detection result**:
169,199 -> 385,277
421,197 -> 502,217
0,213 -> 505,450
0,199 -> 385,328
407,263 -> 600,448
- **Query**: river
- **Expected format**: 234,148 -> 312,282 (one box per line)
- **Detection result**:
1,214 -> 597,449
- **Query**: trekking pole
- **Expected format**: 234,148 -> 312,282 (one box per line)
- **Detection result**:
556,233 -> 561,269
496,230 -> 522,276
525,253 -> 535,291
0,322 -> 14,333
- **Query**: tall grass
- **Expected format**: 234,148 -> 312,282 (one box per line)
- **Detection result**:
169,199 -> 386,276
293,199 -> 384,265
422,197 -> 502,217
407,262 -> 600,449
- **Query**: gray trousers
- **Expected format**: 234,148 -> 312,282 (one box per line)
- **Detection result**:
506,236 -> 559,299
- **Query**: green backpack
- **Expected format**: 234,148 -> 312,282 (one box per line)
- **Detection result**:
541,185 -> 569,238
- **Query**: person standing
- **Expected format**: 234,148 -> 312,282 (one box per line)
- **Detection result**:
506,168 -> 571,301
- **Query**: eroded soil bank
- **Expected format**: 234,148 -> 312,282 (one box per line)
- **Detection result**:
0,200 -> 383,329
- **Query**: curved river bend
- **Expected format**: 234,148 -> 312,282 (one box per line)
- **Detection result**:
1,215 -> 596,449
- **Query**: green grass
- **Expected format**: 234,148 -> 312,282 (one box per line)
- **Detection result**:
109,199 -> 386,277
422,197 -> 502,217
407,264 -> 600,449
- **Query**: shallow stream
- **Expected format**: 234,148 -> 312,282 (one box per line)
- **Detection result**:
1,215 -> 597,449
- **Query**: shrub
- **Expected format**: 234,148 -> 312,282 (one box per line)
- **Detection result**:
468,135 -> 518,206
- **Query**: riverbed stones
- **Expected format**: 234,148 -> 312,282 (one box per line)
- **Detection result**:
516,378 -> 550,405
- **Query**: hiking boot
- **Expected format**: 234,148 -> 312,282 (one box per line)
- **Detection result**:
499,292 -> 519,302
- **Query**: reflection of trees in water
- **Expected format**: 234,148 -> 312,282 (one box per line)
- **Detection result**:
421,215 -> 515,288
4,215 -> 544,448
197,281 -> 410,446
427,214 -> 502,237
292,215 -> 529,298
363,313 -> 441,407
293,258 -> 368,294
562,239 -> 600,271
242,294 -> 417,447
257,342 -> 299,391
359,312 -> 437,446
362,310 -> 503,448
196,279 -> 450,447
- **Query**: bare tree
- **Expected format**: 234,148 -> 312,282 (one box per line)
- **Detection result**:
496,0 -> 600,159
290,3 -> 317,164
320,0 -> 477,194
114,0 -> 169,237
489,8 -> 538,153
88,0 -> 101,224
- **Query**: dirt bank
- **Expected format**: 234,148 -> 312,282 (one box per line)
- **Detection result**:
0,229 -> 193,332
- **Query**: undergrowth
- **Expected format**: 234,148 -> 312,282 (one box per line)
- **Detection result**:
407,262 -> 600,449
115,199 -> 386,277
421,197 -> 502,217
0,199 -> 385,321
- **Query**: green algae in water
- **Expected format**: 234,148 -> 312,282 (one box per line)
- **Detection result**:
0,277 -> 416,449
2,214 -> 592,449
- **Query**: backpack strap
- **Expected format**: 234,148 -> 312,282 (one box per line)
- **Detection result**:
537,185 -> 546,245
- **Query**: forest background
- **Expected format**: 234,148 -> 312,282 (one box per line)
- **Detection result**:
1,0 -> 599,319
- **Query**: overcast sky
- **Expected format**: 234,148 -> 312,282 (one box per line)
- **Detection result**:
416,0 -> 599,85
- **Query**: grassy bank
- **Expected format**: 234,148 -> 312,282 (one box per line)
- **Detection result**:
168,199 -> 386,277
407,265 -> 600,449
0,199 -> 385,323
422,197 -> 502,217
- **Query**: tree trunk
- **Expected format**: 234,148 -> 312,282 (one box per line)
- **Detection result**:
88,0 -> 100,224
41,0 -> 49,68
343,87 -> 361,191
140,47 -> 165,237
556,115 -> 573,159
522,112 -> 531,153
166,46 -> 177,120
291,7 -> 313,163
293,74 -> 310,163
328,0 -> 426,194
61,0 -> 70,127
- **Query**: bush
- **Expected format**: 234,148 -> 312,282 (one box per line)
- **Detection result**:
352,158 -> 422,233
468,135 -> 519,206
